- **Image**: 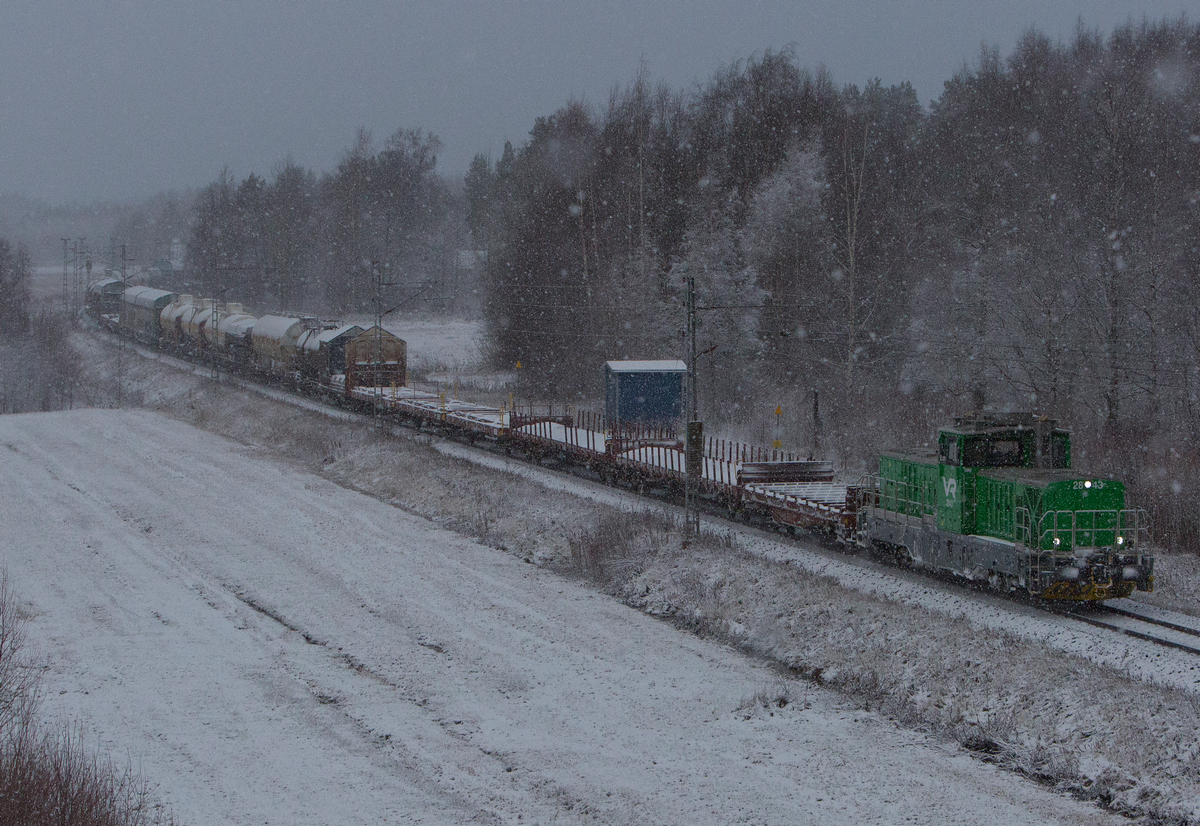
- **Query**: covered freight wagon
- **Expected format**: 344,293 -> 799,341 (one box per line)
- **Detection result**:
297,324 -> 364,383
121,286 -> 178,343
604,360 -> 686,431
85,278 -> 125,317
344,326 -> 406,391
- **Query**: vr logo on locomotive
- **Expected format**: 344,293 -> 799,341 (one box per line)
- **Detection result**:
942,477 -> 957,505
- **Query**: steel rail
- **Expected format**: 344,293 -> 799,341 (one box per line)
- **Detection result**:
1061,608 -> 1200,656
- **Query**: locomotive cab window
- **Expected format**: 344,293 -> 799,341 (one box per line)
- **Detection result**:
1051,433 -> 1070,468
939,434 -> 959,466
962,435 -> 1026,468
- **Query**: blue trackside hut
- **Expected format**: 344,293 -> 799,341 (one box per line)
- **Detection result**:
604,360 -> 687,431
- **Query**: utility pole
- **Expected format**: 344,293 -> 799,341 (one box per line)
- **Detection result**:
84,254 -> 93,316
116,245 -> 131,408
373,259 -> 398,427
684,275 -> 701,538
71,238 -> 88,325
77,238 -> 88,321
210,287 -> 231,382
61,238 -> 70,318
810,388 -> 822,461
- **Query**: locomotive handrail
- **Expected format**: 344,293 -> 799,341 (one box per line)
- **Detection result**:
1032,508 -> 1150,551
868,474 -> 934,520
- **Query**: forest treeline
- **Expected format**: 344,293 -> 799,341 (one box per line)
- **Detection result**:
466,19 -> 1200,504
116,130 -> 471,318
117,18 -> 1200,545
471,20 -> 1199,437
0,239 -> 84,414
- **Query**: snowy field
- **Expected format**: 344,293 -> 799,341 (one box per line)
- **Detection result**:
0,408 -> 1125,825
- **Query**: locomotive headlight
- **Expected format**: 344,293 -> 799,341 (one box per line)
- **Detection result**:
1084,480 -> 1092,489
1059,566 -> 1080,580
1122,566 -> 1140,581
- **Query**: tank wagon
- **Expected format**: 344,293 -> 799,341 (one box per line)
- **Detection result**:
862,413 -> 1153,599
159,294 -> 192,347
215,303 -> 257,362
252,314 -> 320,373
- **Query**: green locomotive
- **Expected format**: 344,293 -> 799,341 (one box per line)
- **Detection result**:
862,413 -> 1154,601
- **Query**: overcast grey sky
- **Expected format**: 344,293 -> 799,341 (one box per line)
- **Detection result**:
1,1 -> 1193,204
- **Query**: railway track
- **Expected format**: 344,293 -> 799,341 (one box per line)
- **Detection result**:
115,328 -> 1185,646
109,326 -> 1200,701
1064,601 -> 1200,655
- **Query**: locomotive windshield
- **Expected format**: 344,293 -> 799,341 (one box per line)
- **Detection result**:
963,437 -> 1023,467
941,429 -> 1071,469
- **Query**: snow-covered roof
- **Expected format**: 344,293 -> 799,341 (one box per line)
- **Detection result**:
253,315 -> 308,343
605,360 -> 687,373
124,286 -> 177,309
351,325 -> 405,344
217,312 -> 256,338
87,278 -> 124,294
318,324 -> 364,344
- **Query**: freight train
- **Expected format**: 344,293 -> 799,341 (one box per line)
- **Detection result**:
86,279 -> 1155,602
86,278 -> 406,396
